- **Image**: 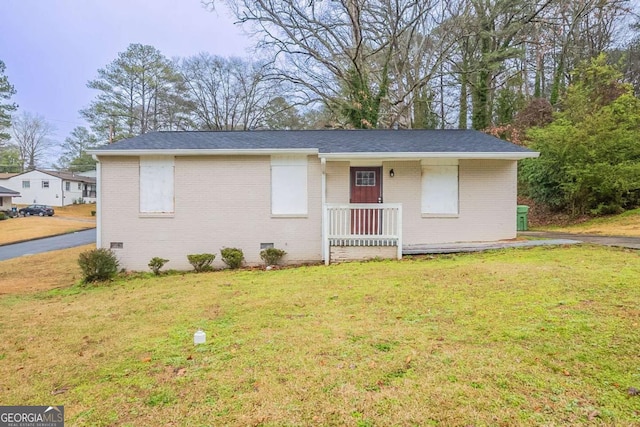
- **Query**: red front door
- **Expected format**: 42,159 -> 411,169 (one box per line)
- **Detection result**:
350,167 -> 382,235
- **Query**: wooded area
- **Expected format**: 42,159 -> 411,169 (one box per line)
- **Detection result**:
1,0 -> 639,215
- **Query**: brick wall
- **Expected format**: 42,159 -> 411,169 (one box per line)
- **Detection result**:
99,155 -> 323,271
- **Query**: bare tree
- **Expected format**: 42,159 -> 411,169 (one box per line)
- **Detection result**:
11,112 -> 56,171
180,53 -> 278,130
541,0 -> 634,105
206,0 -> 459,128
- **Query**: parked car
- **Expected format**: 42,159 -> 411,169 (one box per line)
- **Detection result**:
19,204 -> 55,217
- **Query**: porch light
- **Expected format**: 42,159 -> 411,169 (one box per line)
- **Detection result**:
389,169 -> 395,178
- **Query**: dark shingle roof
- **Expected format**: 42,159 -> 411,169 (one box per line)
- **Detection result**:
0,185 -> 20,196
42,170 -> 96,183
91,129 -> 534,154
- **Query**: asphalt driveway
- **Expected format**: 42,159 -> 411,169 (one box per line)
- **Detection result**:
0,229 -> 96,261
519,231 -> 640,250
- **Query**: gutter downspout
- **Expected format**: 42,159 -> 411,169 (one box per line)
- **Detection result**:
92,155 -> 101,249
321,158 -> 328,265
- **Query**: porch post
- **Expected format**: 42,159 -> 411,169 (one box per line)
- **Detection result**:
397,204 -> 403,260
321,158 -> 329,265
93,156 -> 102,249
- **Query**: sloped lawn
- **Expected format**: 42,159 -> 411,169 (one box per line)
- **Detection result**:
540,208 -> 640,237
0,244 -> 92,294
0,245 -> 639,426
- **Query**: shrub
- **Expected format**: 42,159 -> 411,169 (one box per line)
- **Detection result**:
148,257 -> 169,275
91,210 -> 96,217
220,247 -> 244,269
187,253 -> 215,272
0,212 -> 6,221
260,248 -> 287,266
78,248 -> 119,283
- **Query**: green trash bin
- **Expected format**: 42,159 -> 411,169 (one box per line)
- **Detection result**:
517,205 -> 529,231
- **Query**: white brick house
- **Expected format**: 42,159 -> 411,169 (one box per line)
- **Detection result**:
0,170 -> 97,207
88,130 -> 539,269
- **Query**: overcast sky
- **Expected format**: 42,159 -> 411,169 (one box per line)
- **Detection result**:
1,0 -> 252,144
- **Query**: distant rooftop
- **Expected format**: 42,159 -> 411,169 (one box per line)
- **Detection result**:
0,185 -> 20,196
0,170 -> 96,183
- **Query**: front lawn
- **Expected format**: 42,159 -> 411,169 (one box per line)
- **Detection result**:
0,246 -> 639,426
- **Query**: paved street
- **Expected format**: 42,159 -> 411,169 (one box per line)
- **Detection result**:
0,229 -> 96,261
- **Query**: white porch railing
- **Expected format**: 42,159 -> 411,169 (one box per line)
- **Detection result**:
323,203 -> 402,263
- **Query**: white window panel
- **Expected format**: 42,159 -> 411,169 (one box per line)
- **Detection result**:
271,155 -> 308,215
140,156 -> 174,213
421,160 -> 459,215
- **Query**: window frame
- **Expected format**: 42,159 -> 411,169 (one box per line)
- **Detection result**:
42,180 -> 50,189
22,180 -> 30,189
355,170 -> 376,187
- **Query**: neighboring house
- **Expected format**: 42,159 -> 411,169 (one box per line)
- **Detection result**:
76,170 -> 97,178
0,185 -> 20,212
0,170 -> 97,207
88,130 -> 539,270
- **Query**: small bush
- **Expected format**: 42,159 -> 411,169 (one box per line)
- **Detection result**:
0,212 -> 6,221
78,248 -> 119,283
260,248 -> 287,266
91,210 -> 96,216
220,247 -> 244,269
148,257 -> 169,275
187,253 -> 215,272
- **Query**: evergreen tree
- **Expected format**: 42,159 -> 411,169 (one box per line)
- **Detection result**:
0,60 -> 17,143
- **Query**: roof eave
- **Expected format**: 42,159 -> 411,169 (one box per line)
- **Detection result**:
87,148 -> 319,157
319,152 -> 540,160
87,148 -> 540,161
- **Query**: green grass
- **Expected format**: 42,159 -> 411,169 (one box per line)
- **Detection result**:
1,245 -> 639,426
